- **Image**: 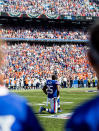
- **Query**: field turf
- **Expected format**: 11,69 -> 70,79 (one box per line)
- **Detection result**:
12,88 -> 97,131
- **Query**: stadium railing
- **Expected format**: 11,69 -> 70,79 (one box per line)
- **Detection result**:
1,38 -> 88,43
0,12 -> 99,20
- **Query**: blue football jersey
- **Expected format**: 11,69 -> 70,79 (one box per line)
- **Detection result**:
46,80 -> 59,98
66,96 -> 99,131
0,88 -> 43,131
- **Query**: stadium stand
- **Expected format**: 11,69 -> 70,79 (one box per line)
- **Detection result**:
0,0 -> 98,89
0,25 -> 88,40
0,0 -> 99,17
3,42 -> 97,89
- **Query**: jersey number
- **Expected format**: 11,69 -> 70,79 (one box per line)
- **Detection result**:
0,115 -> 15,131
46,85 -> 53,94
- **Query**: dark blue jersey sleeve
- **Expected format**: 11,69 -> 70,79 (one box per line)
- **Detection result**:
24,104 -> 43,131
65,96 -> 99,131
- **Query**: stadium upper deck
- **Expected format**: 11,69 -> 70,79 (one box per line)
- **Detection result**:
0,0 -> 98,18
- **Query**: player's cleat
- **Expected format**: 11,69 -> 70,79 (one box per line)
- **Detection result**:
58,107 -> 62,113
39,106 -> 45,113
58,109 -> 62,113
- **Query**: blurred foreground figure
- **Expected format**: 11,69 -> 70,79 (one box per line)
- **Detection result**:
66,20 -> 99,131
0,41 -> 43,131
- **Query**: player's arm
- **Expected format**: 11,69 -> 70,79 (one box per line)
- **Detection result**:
42,85 -> 47,95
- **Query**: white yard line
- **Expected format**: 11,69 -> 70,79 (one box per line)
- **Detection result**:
39,113 -> 73,119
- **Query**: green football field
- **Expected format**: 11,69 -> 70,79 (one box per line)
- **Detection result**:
12,88 -> 97,131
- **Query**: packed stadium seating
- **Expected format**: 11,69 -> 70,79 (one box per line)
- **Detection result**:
0,0 -> 98,88
0,0 -> 98,16
0,26 -> 88,40
4,42 -> 96,88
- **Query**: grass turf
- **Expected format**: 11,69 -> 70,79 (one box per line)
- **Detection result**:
11,88 -> 97,131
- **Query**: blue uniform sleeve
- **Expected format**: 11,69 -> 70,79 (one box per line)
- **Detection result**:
65,112 -> 87,131
65,97 -> 99,131
24,105 -> 43,131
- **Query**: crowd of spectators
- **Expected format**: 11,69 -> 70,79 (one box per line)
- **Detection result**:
0,0 -> 98,17
0,26 -> 88,40
4,42 -> 96,88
